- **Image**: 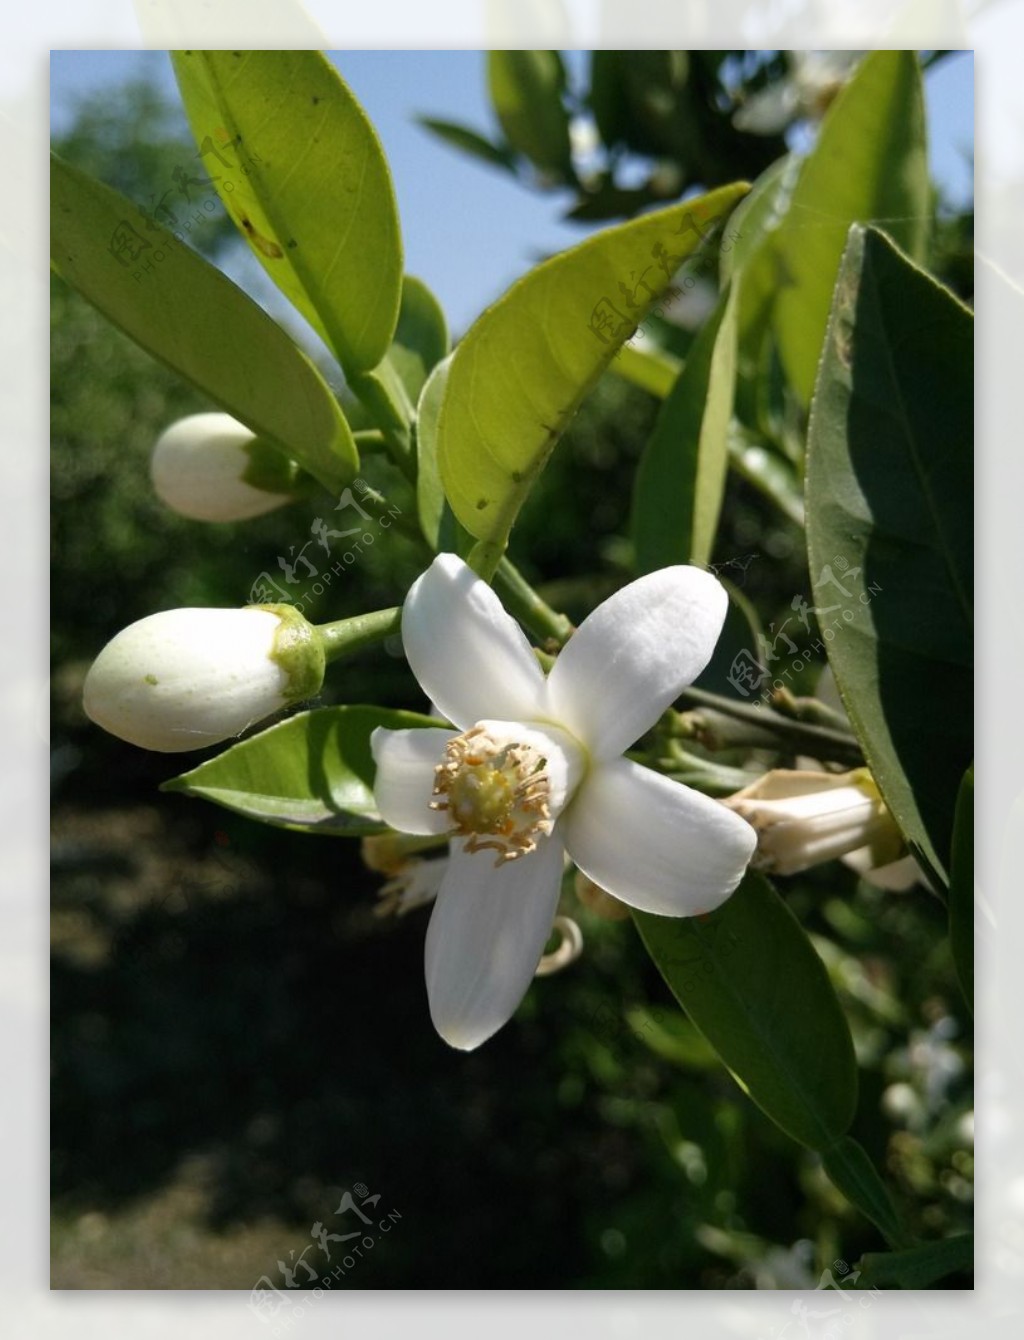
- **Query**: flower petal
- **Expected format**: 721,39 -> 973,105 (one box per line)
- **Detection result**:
561,757 -> 756,916
402,554 -> 546,729
425,836 -> 565,1050
371,727 -> 456,835
544,565 -> 728,758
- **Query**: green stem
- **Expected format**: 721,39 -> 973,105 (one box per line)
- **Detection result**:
675,687 -> 864,766
353,429 -> 390,454
648,744 -> 762,796
317,607 -> 402,663
347,367 -> 417,484
494,558 -> 575,647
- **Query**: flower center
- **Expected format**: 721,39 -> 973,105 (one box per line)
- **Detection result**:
430,724 -> 554,865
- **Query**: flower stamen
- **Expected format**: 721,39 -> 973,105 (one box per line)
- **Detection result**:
430,724 -> 553,865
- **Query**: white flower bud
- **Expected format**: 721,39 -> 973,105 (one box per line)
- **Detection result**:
82,605 -> 325,753
151,413 -> 297,522
722,767 -> 904,878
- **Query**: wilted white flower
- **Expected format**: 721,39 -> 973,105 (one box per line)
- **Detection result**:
370,554 -> 755,1050
151,412 -> 297,522
82,604 -> 324,753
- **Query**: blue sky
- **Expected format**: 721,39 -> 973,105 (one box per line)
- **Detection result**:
50,49 -> 973,337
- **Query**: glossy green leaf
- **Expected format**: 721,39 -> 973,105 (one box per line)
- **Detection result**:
948,764 -> 974,1011
719,152 -> 796,290
806,225 -> 973,885
634,869 -> 858,1150
171,50 -> 403,373
632,282 -> 739,572
437,183 -> 748,562
50,153 -> 357,494
731,51 -> 929,405
856,1234 -> 973,1288
417,116 -> 517,173
162,707 -> 445,834
487,51 -> 572,176
821,1135 -> 910,1248
414,354 -> 472,558
389,275 -> 450,406
720,152 -> 797,355
774,51 -> 928,402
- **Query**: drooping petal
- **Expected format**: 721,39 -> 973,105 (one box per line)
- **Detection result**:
544,565 -> 728,759
561,757 -> 756,916
401,554 -> 546,729
371,727 -> 456,835
425,836 -> 565,1050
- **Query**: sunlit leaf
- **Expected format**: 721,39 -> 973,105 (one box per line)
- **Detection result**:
415,354 -> 472,558
171,50 -> 403,373
50,153 -> 357,494
731,51 -> 929,405
634,869 -> 858,1150
437,183 -> 748,566
162,706 -> 445,833
390,274 -> 450,406
806,225 -> 973,886
632,282 -> 739,571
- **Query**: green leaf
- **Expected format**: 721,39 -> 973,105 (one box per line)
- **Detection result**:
948,764 -> 974,1010
415,351 -> 471,554
415,353 -> 474,558
732,51 -> 929,405
719,152 -> 796,292
50,153 -> 357,494
437,183 -> 748,563
820,1135 -> 910,1248
588,50 -> 630,148
487,50 -> 572,176
632,282 -> 739,572
856,1234 -> 973,1289
162,706 -> 445,833
626,1006 -> 721,1070
610,343 -> 681,399
633,870 -> 858,1150
389,275 -> 450,406
415,353 -> 451,549
806,225 -> 973,885
170,50 -> 403,373
416,116 -> 517,173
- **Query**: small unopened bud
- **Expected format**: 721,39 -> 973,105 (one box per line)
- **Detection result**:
151,413 -> 299,522
82,604 -> 324,752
